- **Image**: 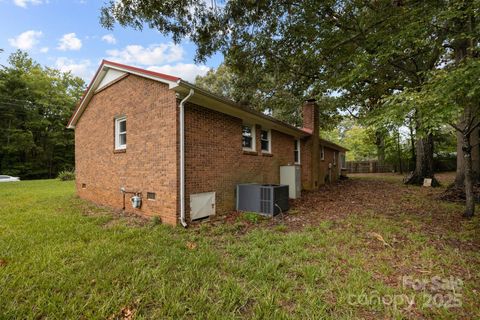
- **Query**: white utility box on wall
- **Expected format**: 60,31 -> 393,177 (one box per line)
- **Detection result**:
280,165 -> 301,199
190,192 -> 215,220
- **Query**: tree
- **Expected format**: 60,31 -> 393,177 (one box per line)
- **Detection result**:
195,62 -> 341,128
101,0 -> 441,178
0,51 -> 85,179
101,0 -> 479,214
384,0 -> 480,216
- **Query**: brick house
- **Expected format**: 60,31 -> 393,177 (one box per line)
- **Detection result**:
67,60 -> 347,226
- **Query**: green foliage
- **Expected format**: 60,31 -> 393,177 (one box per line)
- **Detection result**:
241,211 -> 261,224
101,0 -> 479,137
195,63 -> 341,128
195,63 -> 247,104
0,51 -> 85,179
342,126 -> 378,161
57,170 -> 75,181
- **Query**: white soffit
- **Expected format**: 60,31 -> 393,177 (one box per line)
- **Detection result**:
96,69 -> 127,91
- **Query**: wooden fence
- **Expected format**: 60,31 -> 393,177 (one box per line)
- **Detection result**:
346,158 -> 455,174
346,161 -> 396,173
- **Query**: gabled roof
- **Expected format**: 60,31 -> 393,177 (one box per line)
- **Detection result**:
320,139 -> 348,152
67,60 -> 180,129
67,60 -> 310,138
67,60 -> 347,151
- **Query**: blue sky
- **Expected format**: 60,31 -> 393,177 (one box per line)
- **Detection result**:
0,0 -> 223,82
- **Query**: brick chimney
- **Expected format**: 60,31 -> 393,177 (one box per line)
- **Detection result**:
302,98 -> 319,133
302,99 -> 320,189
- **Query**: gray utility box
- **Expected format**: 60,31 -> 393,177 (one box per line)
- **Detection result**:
236,184 -> 289,216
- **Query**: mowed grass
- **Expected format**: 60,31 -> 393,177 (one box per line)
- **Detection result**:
0,179 -> 479,319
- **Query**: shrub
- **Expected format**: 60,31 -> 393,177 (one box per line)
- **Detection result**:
57,170 -> 75,181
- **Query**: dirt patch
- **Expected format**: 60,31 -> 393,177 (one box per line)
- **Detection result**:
215,173 -> 480,251
73,199 -> 150,228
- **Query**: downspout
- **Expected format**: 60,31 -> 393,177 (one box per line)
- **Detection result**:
179,89 -> 194,227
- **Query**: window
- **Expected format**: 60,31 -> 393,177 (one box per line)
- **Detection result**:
321,145 -> 325,160
115,116 -> 127,150
333,151 -> 336,166
261,129 -> 271,153
340,153 -> 347,169
242,124 -> 256,151
147,192 -> 156,200
294,140 -> 301,164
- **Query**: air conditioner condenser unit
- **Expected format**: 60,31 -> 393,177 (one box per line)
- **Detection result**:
236,184 -> 289,216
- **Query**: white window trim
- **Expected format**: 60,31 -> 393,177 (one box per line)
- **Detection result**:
261,129 -> 272,154
242,124 -> 256,152
340,152 -> 347,169
294,139 -> 301,164
115,116 -> 127,150
321,145 -> 325,161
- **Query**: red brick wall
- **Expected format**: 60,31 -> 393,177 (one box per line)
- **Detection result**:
319,146 -> 340,184
183,103 -> 297,218
74,75 -> 179,225
301,142 -> 341,187
300,139 -> 313,189
74,75 -> 345,225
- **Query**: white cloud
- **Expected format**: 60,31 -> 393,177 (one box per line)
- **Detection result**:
106,43 -> 183,65
55,57 -> 92,79
39,47 -> 49,53
13,0 -> 43,8
57,33 -> 82,51
147,63 -> 210,82
8,30 -> 43,50
101,34 -> 116,44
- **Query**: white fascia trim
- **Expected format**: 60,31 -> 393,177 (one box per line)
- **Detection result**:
105,64 -> 179,89
67,64 -> 180,129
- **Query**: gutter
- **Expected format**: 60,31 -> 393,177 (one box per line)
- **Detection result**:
179,89 -> 194,228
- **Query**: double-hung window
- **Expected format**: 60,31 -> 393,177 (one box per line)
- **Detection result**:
242,124 -> 256,151
115,116 -> 127,150
321,145 -> 325,160
294,140 -> 300,164
261,129 -> 271,153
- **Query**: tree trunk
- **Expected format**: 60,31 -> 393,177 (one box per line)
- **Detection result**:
408,123 -> 416,171
404,133 -> 438,186
453,5 -> 477,216
375,130 -> 385,166
455,124 -> 479,187
462,133 -> 475,217
396,129 -> 403,174
455,129 -> 465,187
471,126 -> 479,181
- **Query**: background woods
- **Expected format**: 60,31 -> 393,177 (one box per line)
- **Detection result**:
0,51 -> 85,179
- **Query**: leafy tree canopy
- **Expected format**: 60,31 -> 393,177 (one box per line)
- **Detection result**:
0,51 -> 85,179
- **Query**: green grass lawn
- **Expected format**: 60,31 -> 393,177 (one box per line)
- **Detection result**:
0,178 -> 479,319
